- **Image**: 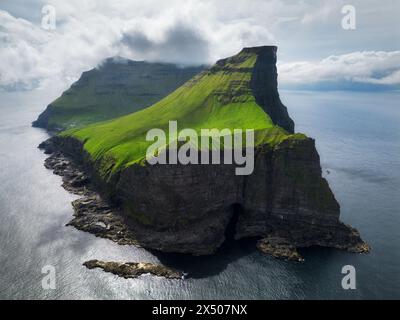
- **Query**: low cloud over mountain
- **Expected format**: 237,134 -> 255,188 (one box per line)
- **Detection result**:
1,0 -> 399,91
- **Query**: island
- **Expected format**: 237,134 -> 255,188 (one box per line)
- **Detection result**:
38,46 -> 369,263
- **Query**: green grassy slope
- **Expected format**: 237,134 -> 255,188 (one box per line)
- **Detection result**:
63,48 -> 305,178
33,58 -> 204,130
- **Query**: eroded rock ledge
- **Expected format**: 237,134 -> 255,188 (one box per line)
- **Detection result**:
257,227 -> 370,262
83,260 -> 184,279
257,234 -> 305,262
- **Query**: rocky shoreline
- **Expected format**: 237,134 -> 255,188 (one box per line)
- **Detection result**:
40,140 -> 141,246
41,142 -> 187,279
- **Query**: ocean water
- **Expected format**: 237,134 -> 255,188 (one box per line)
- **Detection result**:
0,89 -> 399,299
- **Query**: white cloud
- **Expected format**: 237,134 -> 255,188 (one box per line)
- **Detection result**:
0,0 -> 399,91
278,51 -> 400,86
300,0 -> 340,25
0,0 -> 281,91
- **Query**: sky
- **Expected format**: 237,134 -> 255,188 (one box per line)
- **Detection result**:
0,0 -> 399,91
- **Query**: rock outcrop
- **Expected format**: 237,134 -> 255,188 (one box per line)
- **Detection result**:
83,260 -> 184,279
39,46 -> 369,260
257,234 -> 304,262
40,144 -> 140,245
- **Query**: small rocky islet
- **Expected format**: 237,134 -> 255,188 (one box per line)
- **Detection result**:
83,260 -> 184,280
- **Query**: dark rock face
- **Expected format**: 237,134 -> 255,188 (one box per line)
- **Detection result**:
41,134 -> 369,258
248,46 -> 295,133
238,138 -> 340,238
114,138 -> 368,256
83,260 -> 184,279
